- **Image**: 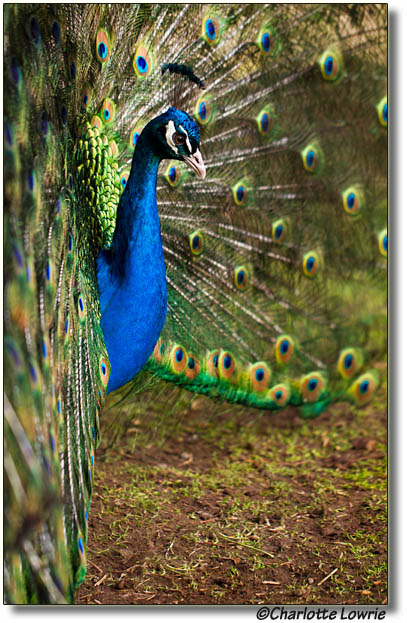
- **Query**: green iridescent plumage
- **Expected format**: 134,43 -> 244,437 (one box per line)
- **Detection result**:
4,3 -> 387,604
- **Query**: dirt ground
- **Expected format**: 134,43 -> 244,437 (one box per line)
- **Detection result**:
76,368 -> 387,606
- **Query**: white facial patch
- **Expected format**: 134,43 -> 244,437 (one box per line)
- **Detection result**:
178,124 -> 192,155
165,120 -> 177,150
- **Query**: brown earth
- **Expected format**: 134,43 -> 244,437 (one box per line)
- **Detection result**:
76,375 -> 387,606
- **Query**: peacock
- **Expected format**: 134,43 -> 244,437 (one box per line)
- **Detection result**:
4,3 -> 387,604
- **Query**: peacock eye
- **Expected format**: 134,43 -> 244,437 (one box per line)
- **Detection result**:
173,132 -> 186,146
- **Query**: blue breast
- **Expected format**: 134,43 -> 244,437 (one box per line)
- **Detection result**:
97,245 -> 167,393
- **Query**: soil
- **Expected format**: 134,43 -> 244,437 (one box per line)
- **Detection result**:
76,373 -> 387,606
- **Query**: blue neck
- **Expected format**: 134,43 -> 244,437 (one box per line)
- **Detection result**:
109,131 -> 161,280
97,128 -> 168,392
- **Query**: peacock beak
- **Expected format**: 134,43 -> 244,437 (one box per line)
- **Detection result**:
183,149 -> 206,179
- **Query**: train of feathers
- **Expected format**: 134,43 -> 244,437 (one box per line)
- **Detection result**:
4,4 -> 387,604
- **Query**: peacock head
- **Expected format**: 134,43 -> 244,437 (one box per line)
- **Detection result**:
147,107 -> 206,179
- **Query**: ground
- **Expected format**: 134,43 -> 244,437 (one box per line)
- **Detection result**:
76,366 -> 387,606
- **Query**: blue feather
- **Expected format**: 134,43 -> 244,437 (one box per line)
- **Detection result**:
97,108 -> 202,392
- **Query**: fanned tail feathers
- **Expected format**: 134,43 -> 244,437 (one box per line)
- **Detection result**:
4,3 -> 387,604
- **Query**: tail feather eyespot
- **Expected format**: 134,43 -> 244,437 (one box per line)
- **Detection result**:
5,338 -> 23,370
319,49 -> 344,81
342,186 -> 364,216
119,169 -> 130,189
195,95 -> 215,125
185,354 -> 201,380
250,362 -> 271,392
301,144 -> 323,173
300,372 -> 326,403
337,348 -> 362,379
189,230 -> 205,256
275,335 -> 294,364
234,266 -> 249,290
232,181 -> 249,206
81,86 -> 91,109
129,125 -> 143,150
69,58 -> 77,81
27,169 -> 36,193
349,371 -> 378,405
28,15 -> 41,46
169,344 -> 187,374
77,294 -> 86,322
257,111 -> 271,135
28,358 -> 41,391
165,162 -> 182,187
96,29 -> 110,64
269,384 -> 291,407
256,24 -> 278,56
206,350 -> 220,378
219,351 -> 236,381
99,356 -> 110,389
202,14 -> 221,45
49,17 -> 62,44
377,97 -> 387,127
40,111 -> 49,136
75,527 -> 87,586
378,229 -> 387,257
302,251 -> 321,278
101,98 -> 115,123
272,219 -> 288,243
133,44 -> 154,79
